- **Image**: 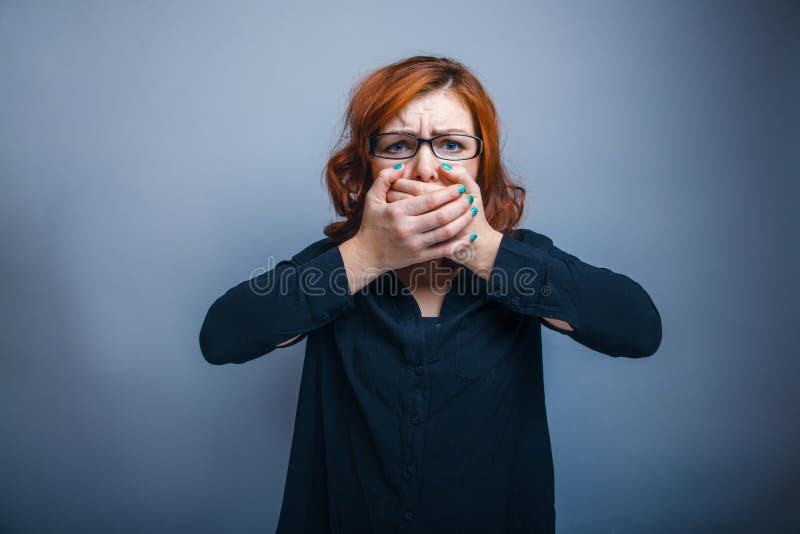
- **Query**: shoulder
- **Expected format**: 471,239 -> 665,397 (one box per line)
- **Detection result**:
506,227 -> 555,249
506,227 -> 579,261
289,236 -> 339,265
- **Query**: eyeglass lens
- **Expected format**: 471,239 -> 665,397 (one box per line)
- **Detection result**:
371,134 -> 479,160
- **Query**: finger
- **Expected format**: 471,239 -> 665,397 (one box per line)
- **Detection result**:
411,192 -> 473,234
393,182 -> 466,216
418,198 -> 476,248
432,227 -> 477,260
386,190 -> 415,203
390,178 -> 446,197
416,216 -> 477,262
437,162 -> 479,195
370,163 -> 406,202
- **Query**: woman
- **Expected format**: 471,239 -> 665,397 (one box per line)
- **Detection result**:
199,55 -> 662,533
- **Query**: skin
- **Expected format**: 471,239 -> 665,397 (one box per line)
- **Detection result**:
369,89 -> 485,306
277,90 -> 572,346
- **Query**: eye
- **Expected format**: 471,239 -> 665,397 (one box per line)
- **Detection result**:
435,136 -> 468,153
388,141 -> 411,152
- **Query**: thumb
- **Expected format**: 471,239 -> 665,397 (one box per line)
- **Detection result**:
370,162 -> 406,202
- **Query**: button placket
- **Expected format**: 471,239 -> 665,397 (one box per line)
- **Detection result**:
398,318 -> 431,521
404,463 -> 416,478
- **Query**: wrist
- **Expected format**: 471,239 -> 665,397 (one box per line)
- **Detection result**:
467,228 -> 503,281
339,234 -> 387,294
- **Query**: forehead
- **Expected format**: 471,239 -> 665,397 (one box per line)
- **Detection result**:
383,91 -> 473,132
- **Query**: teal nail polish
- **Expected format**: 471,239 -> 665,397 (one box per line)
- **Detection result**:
469,232 -> 478,242
393,163 -> 402,169
457,184 -> 466,194
467,194 -> 474,205
471,206 -> 478,216
441,163 -> 452,171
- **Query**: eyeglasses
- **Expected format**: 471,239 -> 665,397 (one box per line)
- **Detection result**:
368,132 -> 483,161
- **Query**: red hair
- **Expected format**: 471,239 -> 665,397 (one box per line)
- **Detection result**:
322,55 -> 526,244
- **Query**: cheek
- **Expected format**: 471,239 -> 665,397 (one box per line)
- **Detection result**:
370,162 -> 384,181
469,161 -> 480,179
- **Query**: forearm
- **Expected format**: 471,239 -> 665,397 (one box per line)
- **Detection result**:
199,241 -> 355,365
472,228 -> 661,358
554,256 -> 662,357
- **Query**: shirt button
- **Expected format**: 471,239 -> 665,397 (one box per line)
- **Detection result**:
403,510 -> 414,521
415,365 -> 424,376
410,415 -> 421,425
492,288 -> 503,298
511,296 -> 520,306
404,464 -> 416,477
320,311 -> 330,321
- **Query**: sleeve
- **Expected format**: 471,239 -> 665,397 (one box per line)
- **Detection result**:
198,237 -> 356,365
485,228 -> 662,358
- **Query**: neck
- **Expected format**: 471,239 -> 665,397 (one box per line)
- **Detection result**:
396,258 -> 460,290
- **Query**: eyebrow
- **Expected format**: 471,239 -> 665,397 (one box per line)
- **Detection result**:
387,128 -> 472,136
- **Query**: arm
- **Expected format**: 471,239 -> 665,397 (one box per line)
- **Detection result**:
542,317 -> 574,332
198,237 -> 356,365
465,228 -> 662,358
276,334 -> 304,348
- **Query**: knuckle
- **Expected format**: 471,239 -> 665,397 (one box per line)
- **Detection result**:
425,194 -> 438,211
442,224 -> 456,240
394,225 -> 411,241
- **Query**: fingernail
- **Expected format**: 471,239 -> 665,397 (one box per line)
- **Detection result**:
471,206 -> 478,217
467,194 -> 474,205
441,163 -> 452,171
469,232 -> 478,242
394,163 -> 403,170
457,184 -> 466,194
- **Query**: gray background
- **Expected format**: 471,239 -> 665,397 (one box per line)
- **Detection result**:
1,1 -> 797,532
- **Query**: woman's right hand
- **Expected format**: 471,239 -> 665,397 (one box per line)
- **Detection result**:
351,163 -> 476,272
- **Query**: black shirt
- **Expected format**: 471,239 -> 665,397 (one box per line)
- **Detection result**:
198,228 -> 662,533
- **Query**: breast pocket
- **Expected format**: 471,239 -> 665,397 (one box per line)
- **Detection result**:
455,302 -> 522,380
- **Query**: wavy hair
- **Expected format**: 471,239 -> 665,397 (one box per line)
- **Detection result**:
322,55 -> 526,245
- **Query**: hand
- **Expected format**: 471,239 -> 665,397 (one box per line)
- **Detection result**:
387,164 -> 502,270
350,163 -> 476,272
386,177 -> 445,203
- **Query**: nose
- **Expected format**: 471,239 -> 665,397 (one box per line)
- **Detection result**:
412,140 -> 442,183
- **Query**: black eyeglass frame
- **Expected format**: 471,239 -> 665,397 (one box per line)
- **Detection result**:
368,132 -> 484,161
